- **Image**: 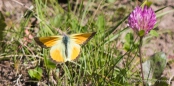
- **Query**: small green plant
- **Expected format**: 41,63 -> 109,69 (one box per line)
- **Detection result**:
28,67 -> 43,80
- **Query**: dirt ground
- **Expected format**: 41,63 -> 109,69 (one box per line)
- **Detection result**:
0,0 -> 174,85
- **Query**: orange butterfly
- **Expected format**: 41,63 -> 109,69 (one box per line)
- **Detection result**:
34,32 -> 96,63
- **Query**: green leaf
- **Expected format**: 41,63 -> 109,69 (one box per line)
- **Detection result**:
149,30 -> 159,37
37,67 -> 43,74
46,59 -> 56,69
123,32 -> 137,51
123,33 -> 134,51
28,70 -> 34,77
123,43 -> 130,51
125,33 -> 133,44
28,67 -> 43,80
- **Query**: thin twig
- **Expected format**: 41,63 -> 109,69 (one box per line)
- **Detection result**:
16,74 -> 22,86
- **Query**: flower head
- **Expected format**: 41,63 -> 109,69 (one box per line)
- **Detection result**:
128,6 -> 156,36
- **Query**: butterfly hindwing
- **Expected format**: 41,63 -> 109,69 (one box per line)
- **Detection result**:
68,42 -> 81,61
34,36 -> 61,48
67,32 -> 96,61
50,41 -> 65,63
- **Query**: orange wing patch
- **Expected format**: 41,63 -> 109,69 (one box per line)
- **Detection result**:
71,32 -> 96,45
70,44 -> 80,61
50,45 -> 65,63
34,36 -> 61,48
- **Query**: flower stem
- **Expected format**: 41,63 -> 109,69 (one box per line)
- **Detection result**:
139,36 -> 145,86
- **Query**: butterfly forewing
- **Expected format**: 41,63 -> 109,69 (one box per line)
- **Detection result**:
70,32 -> 96,45
34,36 -> 61,48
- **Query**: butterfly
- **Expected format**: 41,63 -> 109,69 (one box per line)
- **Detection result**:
34,32 -> 96,63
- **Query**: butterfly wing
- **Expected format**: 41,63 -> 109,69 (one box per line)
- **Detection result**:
50,40 -> 66,63
34,36 -> 62,48
70,32 -> 96,45
68,32 -> 96,61
34,36 -> 66,62
68,42 -> 81,61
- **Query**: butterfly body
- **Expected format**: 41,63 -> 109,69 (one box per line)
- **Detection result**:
34,32 -> 96,63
